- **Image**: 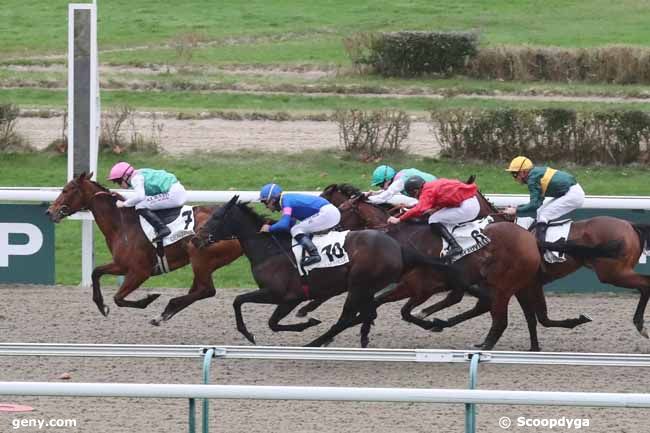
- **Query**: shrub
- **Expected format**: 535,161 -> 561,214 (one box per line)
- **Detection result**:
431,109 -> 650,165
345,31 -> 479,77
335,109 -> 411,159
0,104 -> 32,152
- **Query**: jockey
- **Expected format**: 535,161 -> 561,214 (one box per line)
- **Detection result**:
107,161 -> 187,243
504,156 -> 585,245
368,165 -> 437,206
258,183 -> 341,267
387,176 -> 479,258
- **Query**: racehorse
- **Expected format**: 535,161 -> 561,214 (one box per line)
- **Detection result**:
46,172 -> 242,324
316,184 -> 616,350
191,195 -> 459,347
418,190 -> 650,338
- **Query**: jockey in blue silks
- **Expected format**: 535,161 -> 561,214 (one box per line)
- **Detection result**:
258,183 -> 341,267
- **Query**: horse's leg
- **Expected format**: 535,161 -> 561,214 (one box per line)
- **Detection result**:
413,288 -> 465,326
296,298 -> 328,318
269,301 -> 321,332
91,262 -> 125,317
112,270 -> 159,309
359,302 -> 378,348
152,273 -> 217,325
530,283 -> 592,329
304,289 -> 370,347
514,289 -> 540,352
400,294 -> 447,332
233,289 -> 278,345
594,267 -> 650,338
476,291 -> 510,350
443,296 -> 491,328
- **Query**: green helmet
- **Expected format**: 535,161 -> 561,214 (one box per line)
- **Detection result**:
371,165 -> 396,187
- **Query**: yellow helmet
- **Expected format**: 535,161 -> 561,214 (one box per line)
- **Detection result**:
506,156 -> 533,172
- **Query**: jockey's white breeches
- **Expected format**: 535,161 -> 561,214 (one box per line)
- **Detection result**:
290,204 -> 341,237
134,182 -> 187,211
536,184 -> 585,223
427,196 -> 480,225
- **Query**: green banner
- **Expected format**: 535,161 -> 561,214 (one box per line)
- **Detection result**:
0,203 -> 55,284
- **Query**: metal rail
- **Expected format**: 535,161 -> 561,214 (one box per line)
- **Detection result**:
2,344 -> 650,367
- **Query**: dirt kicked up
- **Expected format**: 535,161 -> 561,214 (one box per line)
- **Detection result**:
0,284 -> 648,433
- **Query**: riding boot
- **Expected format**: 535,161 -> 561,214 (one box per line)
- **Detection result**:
535,221 -> 549,254
295,234 -> 321,267
431,222 -> 462,258
137,209 -> 171,243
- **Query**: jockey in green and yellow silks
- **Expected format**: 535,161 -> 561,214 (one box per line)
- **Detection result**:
504,156 -> 585,245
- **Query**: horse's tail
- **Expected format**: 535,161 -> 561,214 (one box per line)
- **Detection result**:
633,223 -> 650,250
542,240 -> 623,259
400,246 -> 468,289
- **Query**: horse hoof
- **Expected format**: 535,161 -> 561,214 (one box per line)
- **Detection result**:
529,346 -> 541,352
307,318 -> 322,326
295,310 -> 307,318
246,334 -> 256,345
579,313 -> 593,323
413,310 -> 428,320
641,327 -> 649,339
431,318 -> 449,328
102,305 -> 110,317
429,326 -> 443,333
149,318 -> 161,327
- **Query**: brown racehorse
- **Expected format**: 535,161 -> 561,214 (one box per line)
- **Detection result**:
191,195 -> 459,347
45,172 -> 242,324
420,190 -> 650,338
314,184 -> 614,350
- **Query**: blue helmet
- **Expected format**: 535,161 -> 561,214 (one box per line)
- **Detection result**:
260,183 -> 283,202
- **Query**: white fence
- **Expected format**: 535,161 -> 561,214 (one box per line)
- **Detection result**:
2,344 -> 650,433
2,187 -> 650,286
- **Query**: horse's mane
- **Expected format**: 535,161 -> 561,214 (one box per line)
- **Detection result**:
235,202 -> 270,227
322,183 -> 362,198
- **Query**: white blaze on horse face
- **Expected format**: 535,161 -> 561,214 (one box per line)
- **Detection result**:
0,223 -> 44,267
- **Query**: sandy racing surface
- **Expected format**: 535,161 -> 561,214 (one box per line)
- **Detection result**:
0,283 -> 648,433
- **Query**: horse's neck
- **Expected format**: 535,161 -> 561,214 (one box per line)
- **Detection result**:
86,193 -> 124,240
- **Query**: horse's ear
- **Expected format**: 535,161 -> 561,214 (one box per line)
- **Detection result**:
227,195 -> 239,207
465,175 -> 476,184
87,171 -> 94,180
78,171 -> 87,180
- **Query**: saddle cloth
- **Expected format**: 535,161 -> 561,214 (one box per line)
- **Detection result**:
139,205 -> 196,247
516,217 -> 571,263
293,230 -> 350,276
440,216 -> 493,263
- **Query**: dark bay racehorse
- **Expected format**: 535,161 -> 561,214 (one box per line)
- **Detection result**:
315,184 -> 615,350
191,195 -> 458,347
420,190 -> 650,337
46,172 -> 242,324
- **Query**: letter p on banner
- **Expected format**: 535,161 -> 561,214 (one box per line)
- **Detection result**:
0,204 -> 54,284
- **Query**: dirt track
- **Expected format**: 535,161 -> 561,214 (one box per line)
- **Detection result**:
0,284 -> 648,433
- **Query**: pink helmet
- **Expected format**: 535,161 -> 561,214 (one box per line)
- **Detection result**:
107,162 -> 134,181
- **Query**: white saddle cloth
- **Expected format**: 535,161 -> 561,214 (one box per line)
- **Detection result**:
293,230 -> 350,276
139,205 -> 196,246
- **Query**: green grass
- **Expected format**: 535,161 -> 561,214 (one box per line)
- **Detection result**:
3,0 -> 650,58
0,150 -> 647,288
4,88 -> 650,114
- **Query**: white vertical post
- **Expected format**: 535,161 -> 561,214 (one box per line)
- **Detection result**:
68,4 -> 98,288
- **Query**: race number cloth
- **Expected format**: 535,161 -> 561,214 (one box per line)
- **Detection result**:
139,205 -> 195,246
542,220 -> 572,263
293,230 -> 350,276
440,216 -> 492,263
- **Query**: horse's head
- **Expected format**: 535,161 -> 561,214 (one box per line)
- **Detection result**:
193,195 -> 268,249
46,172 -> 123,223
321,183 -> 363,207
338,195 -> 390,230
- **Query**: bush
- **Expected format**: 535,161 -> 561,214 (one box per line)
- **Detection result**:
0,104 -> 32,152
345,31 -> 479,77
431,109 -> 650,165
335,109 -> 411,159
100,106 -> 161,154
